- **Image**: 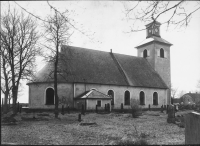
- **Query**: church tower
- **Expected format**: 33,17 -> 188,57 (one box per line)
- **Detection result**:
135,21 -> 173,104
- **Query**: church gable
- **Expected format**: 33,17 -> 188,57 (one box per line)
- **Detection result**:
75,89 -> 112,99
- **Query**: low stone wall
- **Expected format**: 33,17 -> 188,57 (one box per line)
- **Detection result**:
185,112 -> 200,144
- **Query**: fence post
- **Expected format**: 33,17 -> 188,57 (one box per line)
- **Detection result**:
2,98 -> 4,113
81,104 -> 85,115
19,105 -> 22,113
96,105 -> 98,113
121,103 -> 123,113
78,113 -> 81,122
167,105 -> 169,114
61,105 -> 64,115
164,105 -> 166,110
67,105 -> 70,114
107,103 -> 110,113
161,105 -> 163,113
17,102 -> 20,113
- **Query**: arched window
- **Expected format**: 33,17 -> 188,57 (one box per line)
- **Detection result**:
143,49 -> 147,58
160,48 -> 164,58
108,90 -> 114,105
124,91 -> 130,105
46,88 -> 54,105
139,91 -> 145,105
153,92 -> 158,105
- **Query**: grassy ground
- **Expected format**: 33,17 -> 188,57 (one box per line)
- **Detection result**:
1,110 -> 191,145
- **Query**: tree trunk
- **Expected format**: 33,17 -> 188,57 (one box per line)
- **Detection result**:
3,91 -> 9,113
54,54 -> 59,118
12,86 -> 18,115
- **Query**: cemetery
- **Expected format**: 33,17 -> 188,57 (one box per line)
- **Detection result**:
1,103 -> 200,145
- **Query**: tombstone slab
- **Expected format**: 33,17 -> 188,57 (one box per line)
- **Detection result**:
185,112 -> 200,144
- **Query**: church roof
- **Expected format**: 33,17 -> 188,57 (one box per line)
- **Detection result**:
29,45 -> 168,89
135,36 -> 173,48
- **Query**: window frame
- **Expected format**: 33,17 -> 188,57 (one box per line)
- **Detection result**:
45,87 -> 55,105
143,49 -> 148,58
124,90 -> 130,105
160,48 -> 164,58
139,91 -> 145,105
107,90 -> 114,105
153,92 -> 159,105
97,100 -> 101,107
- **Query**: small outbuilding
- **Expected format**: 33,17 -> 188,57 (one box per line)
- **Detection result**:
74,89 -> 112,110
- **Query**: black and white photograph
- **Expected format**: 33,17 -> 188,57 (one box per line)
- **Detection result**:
1,1 -> 200,145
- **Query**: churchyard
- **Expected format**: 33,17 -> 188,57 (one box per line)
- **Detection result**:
2,107 -> 198,145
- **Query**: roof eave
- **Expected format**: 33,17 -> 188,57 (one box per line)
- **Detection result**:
135,40 -> 173,49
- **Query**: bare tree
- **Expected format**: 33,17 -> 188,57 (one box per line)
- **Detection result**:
43,10 -> 72,118
123,1 -> 200,31
177,90 -> 186,99
0,9 -> 40,114
171,86 -> 178,104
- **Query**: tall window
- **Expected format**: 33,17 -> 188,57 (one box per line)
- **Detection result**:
97,100 -> 101,107
160,48 -> 164,58
124,91 -> 130,105
108,90 -> 114,105
153,92 -> 158,105
46,88 -> 54,105
139,91 -> 145,105
143,49 -> 147,58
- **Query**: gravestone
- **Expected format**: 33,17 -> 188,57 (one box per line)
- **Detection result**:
167,105 -> 175,123
179,115 -> 185,128
185,112 -> 200,144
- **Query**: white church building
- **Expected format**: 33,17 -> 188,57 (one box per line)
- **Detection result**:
27,21 -> 172,110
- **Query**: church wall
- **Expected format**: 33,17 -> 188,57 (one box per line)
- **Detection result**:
74,83 -> 167,109
28,83 -> 74,109
29,82 -> 167,109
155,43 -> 171,104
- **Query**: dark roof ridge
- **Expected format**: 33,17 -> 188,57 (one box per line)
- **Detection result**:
62,45 -> 141,59
109,52 -> 130,85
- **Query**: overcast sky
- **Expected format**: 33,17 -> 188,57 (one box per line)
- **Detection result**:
1,1 -> 200,103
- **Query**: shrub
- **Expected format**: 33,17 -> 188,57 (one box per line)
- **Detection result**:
131,99 -> 142,118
